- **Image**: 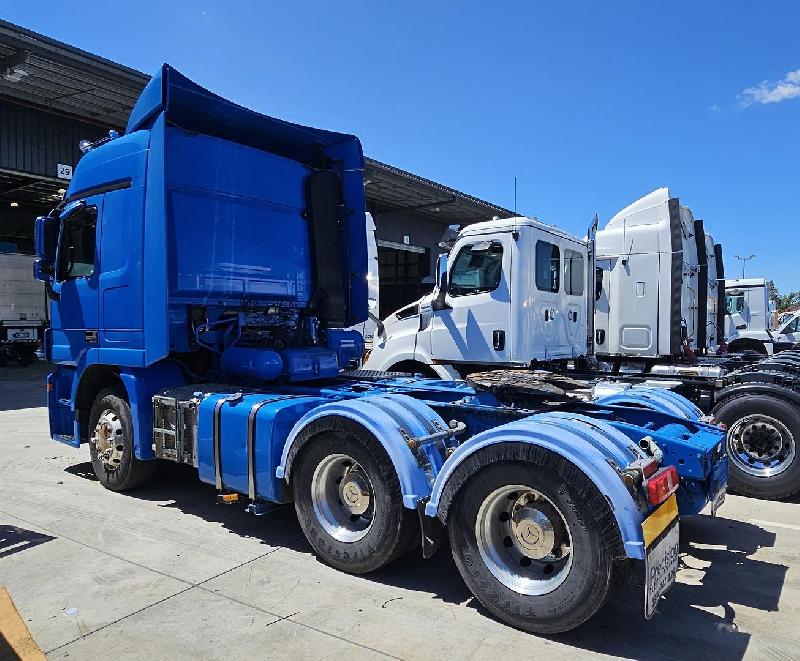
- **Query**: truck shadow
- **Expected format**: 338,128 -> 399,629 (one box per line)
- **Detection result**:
0,524 -> 55,559
0,362 -> 49,411
370,515 -> 784,660
65,460 -> 309,552
64,460 -> 786,659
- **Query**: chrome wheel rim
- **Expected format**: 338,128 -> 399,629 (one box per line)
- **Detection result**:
92,409 -> 125,470
727,414 -> 796,477
475,485 -> 572,596
311,453 -> 375,543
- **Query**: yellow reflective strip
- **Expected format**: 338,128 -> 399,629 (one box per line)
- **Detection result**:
0,587 -> 46,660
642,493 -> 679,548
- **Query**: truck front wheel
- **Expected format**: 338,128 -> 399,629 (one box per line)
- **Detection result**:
88,386 -> 157,491
446,452 -> 615,634
713,393 -> 800,499
292,429 -> 418,574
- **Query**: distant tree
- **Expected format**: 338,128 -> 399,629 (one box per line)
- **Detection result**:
767,279 -> 780,301
768,280 -> 800,311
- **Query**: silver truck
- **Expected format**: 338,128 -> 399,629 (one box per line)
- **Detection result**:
0,252 -> 46,365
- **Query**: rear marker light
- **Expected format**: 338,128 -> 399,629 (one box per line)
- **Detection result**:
642,460 -> 658,478
645,465 -> 680,505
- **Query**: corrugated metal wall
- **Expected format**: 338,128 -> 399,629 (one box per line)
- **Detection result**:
372,209 -> 455,273
0,100 -> 107,179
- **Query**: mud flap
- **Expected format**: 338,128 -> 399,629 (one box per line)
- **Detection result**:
417,499 -> 444,559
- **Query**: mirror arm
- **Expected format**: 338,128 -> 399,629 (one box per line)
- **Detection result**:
45,281 -> 60,301
368,312 -> 385,338
431,274 -> 452,311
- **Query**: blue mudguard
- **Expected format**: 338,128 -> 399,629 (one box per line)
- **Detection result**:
427,412 -> 654,560
596,386 -> 703,421
277,393 -> 447,509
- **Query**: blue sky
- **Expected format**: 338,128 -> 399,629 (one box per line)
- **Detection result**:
5,2 -> 798,289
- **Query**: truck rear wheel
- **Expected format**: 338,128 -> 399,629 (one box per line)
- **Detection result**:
713,393 -> 800,499
88,387 -> 157,491
446,450 -> 615,634
292,430 -> 418,574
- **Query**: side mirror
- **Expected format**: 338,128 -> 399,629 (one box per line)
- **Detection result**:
434,253 -> 447,288
34,215 -> 59,283
432,253 -> 451,311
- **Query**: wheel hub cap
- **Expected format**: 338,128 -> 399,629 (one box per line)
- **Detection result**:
475,485 -> 573,596
727,414 -> 796,478
511,506 -> 555,559
92,410 -> 124,470
311,454 -> 375,543
340,472 -> 371,516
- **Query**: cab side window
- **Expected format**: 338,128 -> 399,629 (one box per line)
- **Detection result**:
726,294 -> 744,314
564,249 -> 584,296
448,241 -> 503,297
57,205 -> 97,280
535,240 -> 560,293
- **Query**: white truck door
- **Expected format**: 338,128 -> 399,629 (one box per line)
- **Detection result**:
563,245 -> 587,357
427,234 -> 512,364
614,252 -> 660,356
594,266 -> 612,353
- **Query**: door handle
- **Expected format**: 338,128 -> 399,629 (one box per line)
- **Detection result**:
85,330 -> 98,344
595,329 -> 605,345
493,330 -> 505,351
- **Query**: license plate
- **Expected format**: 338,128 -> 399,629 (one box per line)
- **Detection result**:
7,328 -> 37,341
711,484 -> 726,516
643,494 -> 680,619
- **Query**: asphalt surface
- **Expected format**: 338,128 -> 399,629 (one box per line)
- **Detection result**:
1,362 -> 799,660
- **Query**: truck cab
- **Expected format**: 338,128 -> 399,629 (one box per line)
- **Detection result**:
367,217 -> 588,375
29,65 -> 730,635
594,188 -> 706,360
724,278 -> 776,355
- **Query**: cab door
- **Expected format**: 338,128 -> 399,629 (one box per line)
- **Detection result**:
50,195 -> 103,364
563,245 -> 587,356
427,234 -> 513,364
531,236 -> 578,359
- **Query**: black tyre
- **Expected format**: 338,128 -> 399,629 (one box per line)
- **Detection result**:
88,386 -> 157,491
728,339 -> 768,357
712,393 -> 800,499
389,361 -> 439,378
292,426 -> 419,574
16,347 -> 37,366
444,445 -> 617,634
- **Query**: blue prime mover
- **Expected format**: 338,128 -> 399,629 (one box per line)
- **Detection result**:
34,65 -> 727,634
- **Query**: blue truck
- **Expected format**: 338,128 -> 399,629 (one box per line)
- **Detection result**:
33,65 -> 727,634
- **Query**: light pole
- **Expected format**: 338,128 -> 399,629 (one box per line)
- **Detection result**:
735,254 -> 755,279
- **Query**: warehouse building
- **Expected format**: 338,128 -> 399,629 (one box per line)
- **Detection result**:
0,20 -> 512,317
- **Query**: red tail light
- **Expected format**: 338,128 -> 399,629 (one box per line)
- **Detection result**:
645,465 -> 680,505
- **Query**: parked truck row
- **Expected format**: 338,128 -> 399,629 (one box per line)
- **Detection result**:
33,65 -> 728,634
364,189 -> 800,500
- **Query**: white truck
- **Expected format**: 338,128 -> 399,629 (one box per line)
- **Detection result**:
724,278 -> 799,355
0,252 -> 46,366
365,190 -> 800,499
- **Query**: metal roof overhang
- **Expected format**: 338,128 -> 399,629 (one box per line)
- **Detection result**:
0,20 -> 513,223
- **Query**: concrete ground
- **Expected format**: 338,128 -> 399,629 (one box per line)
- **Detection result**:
1,363 -> 799,660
